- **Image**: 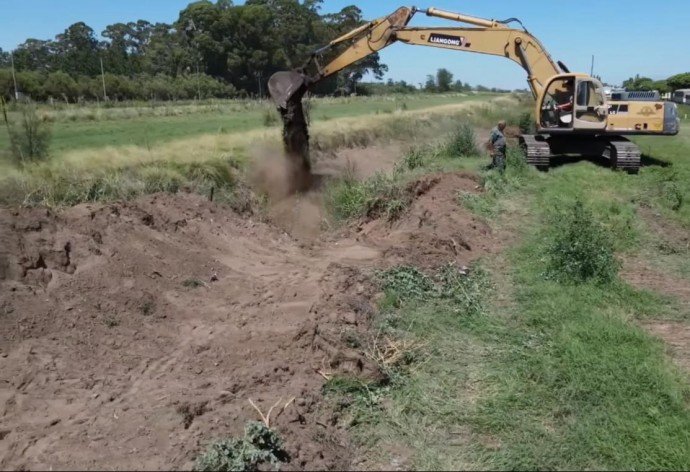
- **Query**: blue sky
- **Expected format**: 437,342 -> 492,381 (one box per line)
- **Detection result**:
1,0 -> 688,89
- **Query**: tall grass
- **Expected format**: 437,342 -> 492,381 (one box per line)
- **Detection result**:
1,95 -> 527,207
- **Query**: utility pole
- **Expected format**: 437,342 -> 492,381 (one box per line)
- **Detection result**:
10,52 -> 19,100
590,55 -> 595,76
100,57 -> 107,100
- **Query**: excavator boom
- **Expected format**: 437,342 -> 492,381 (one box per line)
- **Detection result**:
269,6 -> 416,108
268,6 -> 564,108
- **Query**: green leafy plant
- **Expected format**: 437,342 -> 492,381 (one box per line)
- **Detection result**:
376,262 -> 491,315
444,122 -> 479,157
518,111 -> 534,134
543,199 -> 621,285
194,421 -> 288,472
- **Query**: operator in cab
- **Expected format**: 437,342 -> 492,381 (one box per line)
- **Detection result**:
554,79 -> 574,126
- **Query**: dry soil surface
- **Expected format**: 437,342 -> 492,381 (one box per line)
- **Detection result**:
0,144 -> 500,471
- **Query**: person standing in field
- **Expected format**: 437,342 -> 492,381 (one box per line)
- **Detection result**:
487,119 -> 507,172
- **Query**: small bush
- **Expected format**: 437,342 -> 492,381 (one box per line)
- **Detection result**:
444,123 -> 479,157
194,421 -> 288,472
544,199 -> 621,285
7,104 -> 53,165
324,170 -> 411,223
401,145 -> 427,171
518,111 -> 535,134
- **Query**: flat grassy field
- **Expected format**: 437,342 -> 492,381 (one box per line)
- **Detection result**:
0,93 -> 494,154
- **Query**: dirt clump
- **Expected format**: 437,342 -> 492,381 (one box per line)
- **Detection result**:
352,171 -> 497,269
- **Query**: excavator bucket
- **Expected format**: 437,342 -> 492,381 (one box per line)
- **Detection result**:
268,70 -> 309,109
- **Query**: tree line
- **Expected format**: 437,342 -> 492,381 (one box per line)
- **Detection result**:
0,0 -> 390,102
619,73 -> 690,93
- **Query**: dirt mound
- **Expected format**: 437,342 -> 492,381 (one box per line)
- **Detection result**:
0,193 -> 377,471
353,171 -> 497,269
0,166 -> 496,470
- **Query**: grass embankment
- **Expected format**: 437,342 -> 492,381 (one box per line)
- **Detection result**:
0,93 -> 496,154
321,121 -> 690,469
0,93 -> 526,207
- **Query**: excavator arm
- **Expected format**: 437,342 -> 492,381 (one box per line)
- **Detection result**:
268,6 -> 567,109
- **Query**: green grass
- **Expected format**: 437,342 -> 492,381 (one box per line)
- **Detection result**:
0,93 -> 493,154
0,93 -> 522,208
322,123 -> 690,470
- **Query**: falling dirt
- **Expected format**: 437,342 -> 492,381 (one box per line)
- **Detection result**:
249,141 -> 415,245
273,78 -> 313,195
0,161 -> 498,471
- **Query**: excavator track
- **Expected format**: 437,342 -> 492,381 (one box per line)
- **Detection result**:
519,135 -> 551,171
608,139 -> 641,174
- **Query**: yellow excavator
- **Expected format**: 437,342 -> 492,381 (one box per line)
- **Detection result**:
268,6 -> 680,174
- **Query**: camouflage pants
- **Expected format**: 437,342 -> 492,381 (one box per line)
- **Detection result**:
491,150 -> 506,172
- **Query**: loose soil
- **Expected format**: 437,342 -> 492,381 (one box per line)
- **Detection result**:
0,145 -> 500,470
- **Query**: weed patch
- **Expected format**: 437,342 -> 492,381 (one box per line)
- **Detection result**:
542,199 -> 621,285
324,170 -> 412,223
194,421 -> 288,471
443,123 -> 479,157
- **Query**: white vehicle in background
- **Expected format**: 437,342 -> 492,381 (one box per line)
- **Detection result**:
672,89 -> 690,105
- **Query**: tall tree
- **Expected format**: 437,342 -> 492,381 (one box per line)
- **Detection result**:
436,68 -> 453,92
54,22 -> 101,76
12,39 -> 56,72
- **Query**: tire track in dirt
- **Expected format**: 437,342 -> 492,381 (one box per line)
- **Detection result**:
0,142 -> 501,471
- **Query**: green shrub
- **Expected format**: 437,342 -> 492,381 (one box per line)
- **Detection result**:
544,199 -> 621,285
444,122 -> 479,157
7,103 -> 53,165
518,111 -> 535,134
401,145 -> 427,171
194,421 -> 288,472
324,170 -> 411,223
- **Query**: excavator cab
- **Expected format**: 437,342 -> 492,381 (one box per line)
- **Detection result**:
537,74 -> 608,132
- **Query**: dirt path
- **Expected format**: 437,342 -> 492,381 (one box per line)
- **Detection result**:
619,208 -> 690,377
0,140 -> 500,470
